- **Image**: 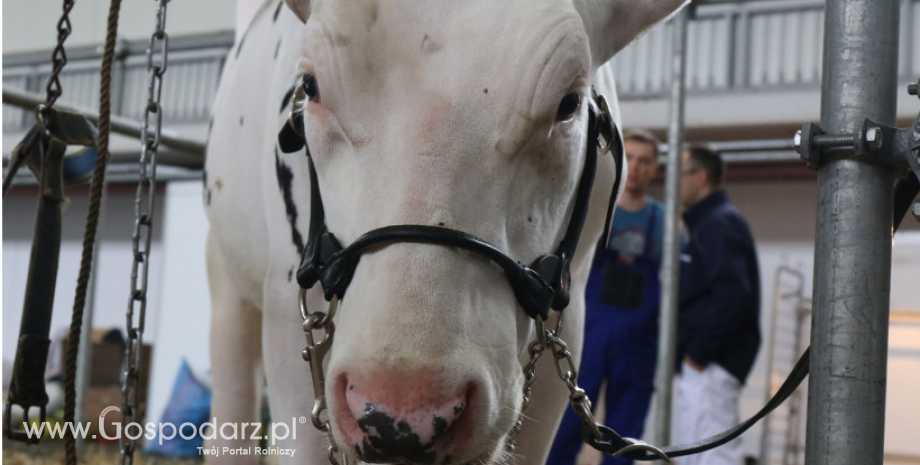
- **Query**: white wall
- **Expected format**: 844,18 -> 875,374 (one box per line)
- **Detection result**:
145,180 -> 211,428
2,185 -> 166,380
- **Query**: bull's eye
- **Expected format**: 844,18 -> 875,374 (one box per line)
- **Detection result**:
556,92 -> 580,121
302,74 -> 319,101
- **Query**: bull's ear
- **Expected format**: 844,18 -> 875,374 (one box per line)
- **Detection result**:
575,0 -> 689,66
283,0 -> 311,23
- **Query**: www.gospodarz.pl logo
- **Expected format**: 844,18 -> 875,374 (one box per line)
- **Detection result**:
22,406 -> 305,448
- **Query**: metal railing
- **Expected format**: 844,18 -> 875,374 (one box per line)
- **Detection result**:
2,33 -> 233,134
612,0 -> 918,97
2,1 -> 917,134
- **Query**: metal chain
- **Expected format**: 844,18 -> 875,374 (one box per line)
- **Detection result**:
538,314 -> 602,438
505,338 -> 545,453
120,1 -> 169,464
537,313 -> 670,461
37,0 -> 77,128
300,290 -> 349,465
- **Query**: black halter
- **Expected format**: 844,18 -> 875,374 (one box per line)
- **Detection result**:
278,88 -> 623,321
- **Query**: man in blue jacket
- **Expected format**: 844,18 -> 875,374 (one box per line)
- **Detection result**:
676,146 -> 760,465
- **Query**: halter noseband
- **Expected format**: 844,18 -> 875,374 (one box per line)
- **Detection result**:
278,86 -> 623,321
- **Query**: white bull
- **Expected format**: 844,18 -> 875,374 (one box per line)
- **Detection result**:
204,1 -> 685,463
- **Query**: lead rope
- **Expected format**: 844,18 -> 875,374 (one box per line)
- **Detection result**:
120,1 -> 170,464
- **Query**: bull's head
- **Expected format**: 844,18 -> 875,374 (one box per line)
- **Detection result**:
279,1 -> 685,463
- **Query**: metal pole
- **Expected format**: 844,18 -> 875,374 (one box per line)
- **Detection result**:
805,1 -> 899,464
652,7 -> 688,447
2,87 -> 206,158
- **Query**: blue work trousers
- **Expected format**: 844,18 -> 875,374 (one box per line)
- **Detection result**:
546,311 -> 656,465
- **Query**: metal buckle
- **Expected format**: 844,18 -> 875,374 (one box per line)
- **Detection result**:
4,401 -> 45,444
289,83 -> 307,136
593,93 -> 617,154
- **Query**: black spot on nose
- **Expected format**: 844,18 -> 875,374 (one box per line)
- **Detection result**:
432,417 -> 448,437
356,406 -> 439,464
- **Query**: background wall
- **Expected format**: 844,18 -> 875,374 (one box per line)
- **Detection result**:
2,0 -> 237,53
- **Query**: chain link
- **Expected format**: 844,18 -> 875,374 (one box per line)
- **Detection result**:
120,1 -> 169,464
535,312 -> 670,461
505,338 -> 544,453
38,0 -> 76,127
539,314 -> 603,442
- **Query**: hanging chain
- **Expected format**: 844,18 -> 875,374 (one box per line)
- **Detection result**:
300,289 -> 349,465
120,1 -> 169,464
37,0 -> 77,129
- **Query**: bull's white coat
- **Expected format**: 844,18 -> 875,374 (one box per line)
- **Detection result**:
204,1 -> 686,463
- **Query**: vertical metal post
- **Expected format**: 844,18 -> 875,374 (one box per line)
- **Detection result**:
112,38 -> 129,117
652,6 -> 688,447
805,1 -> 899,464
732,8 -> 751,90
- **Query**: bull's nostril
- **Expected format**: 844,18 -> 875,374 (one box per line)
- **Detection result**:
344,385 -> 469,463
337,372 -> 480,463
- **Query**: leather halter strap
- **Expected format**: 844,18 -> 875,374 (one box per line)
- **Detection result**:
281,93 -> 622,321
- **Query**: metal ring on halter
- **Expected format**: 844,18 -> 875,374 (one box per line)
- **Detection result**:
299,287 -> 310,320
300,287 -> 339,327
534,316 -> 549,349
610,437 -> 671,463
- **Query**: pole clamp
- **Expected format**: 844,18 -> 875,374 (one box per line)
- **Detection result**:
793,119 -> 906,171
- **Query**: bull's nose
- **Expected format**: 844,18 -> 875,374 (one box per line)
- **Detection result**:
336,371 -> 473,464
